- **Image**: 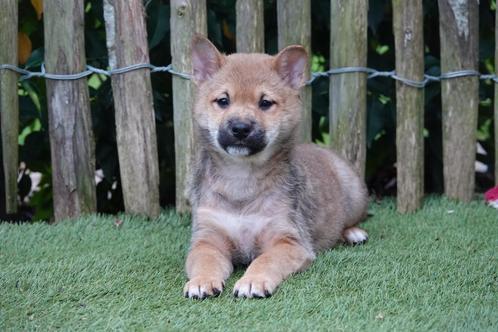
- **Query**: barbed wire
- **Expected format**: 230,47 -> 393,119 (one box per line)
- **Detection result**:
1,63 -> 497,88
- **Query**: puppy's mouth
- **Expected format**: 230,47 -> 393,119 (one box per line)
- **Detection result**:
217,127 -> 267,157
226,145 -> 251,156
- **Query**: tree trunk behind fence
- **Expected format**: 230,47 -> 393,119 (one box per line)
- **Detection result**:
0,0 -> 18,214
103,0 -> 160,218
329,1 -> 368,178
277,0 -> 311,143
170,0 -> 207,213
44,0 -> 96,221
393,0 -> 424,213
236,0 -> 264,53
438,0 -> 478,202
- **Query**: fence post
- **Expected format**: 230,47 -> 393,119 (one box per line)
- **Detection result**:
277,0 -> 311,143
495,5 -> 498,185
236,0 -> 264,53
103,0 -> 160,218
44,0 -> 96,221
0,0 -> 18,214
329,0 -> 368,177
170,0 -> 207,213
438,0 -> 478,202
392,0 -> 424,213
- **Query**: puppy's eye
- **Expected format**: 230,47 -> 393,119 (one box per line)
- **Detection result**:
259,99 -> 274,111
216,97 -> 230,109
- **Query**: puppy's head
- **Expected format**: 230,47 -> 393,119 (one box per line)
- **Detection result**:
191,35 -> 307,161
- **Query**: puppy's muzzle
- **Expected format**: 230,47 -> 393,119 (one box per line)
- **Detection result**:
229,120 -> 254,140
217,119 -> 267,156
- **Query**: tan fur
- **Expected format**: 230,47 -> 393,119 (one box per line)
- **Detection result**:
184,36 -> 369,299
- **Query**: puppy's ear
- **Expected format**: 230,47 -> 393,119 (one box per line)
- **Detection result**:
273,45 -> 308,89
191,34 -> 224,84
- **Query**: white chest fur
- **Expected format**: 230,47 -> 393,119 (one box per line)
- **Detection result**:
196,207 -> 274,262
208,163 -> 261,203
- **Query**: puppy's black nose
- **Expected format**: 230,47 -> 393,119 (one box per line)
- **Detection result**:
230,121 -> 253,140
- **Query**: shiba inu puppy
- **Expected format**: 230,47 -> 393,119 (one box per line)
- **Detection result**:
184,35 -> 368,299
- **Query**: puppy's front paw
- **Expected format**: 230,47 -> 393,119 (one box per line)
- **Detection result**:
233,275 -> 276,299
184,277 -> 224,300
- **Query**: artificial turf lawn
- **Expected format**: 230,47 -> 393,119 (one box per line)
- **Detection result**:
0,198 -> 497,331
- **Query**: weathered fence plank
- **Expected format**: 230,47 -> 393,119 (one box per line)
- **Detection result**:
103,0 -> 160,217
329,0 -> 368,177
438,0 -> 478,202
277,0 -> 311,142
236,0 -> 264,53
171,0 -> 207,213
44,0 -> 96,221
495,5 -> 498,185
0,0 -> 18,214
393,0 -> 424,213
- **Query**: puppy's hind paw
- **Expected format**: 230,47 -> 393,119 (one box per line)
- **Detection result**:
343,226 -> 368,245
184,277 -> 224,300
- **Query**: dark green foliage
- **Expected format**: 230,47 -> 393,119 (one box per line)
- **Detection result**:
13,0 -> 497,220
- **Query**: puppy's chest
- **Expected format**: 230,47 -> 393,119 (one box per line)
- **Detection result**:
207,169 -> 262,203
197,207 -> 276,263
197,165 -> 291,262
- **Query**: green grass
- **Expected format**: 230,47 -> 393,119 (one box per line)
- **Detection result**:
1,198 -> 497,331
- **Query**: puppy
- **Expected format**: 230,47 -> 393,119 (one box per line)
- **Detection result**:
184,35 -> 368,299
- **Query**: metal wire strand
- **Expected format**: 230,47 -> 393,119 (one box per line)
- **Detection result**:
1,63 -> 496,87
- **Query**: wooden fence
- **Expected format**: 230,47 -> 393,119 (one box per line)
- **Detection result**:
0,0 -> 493,220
